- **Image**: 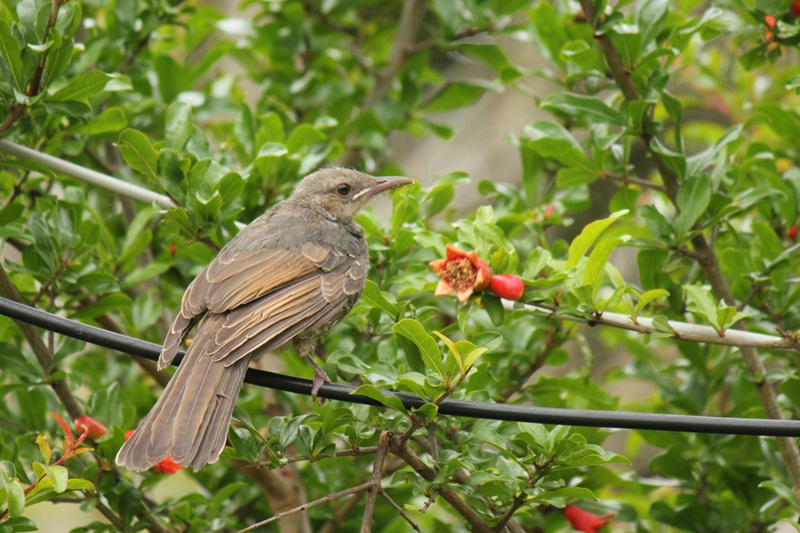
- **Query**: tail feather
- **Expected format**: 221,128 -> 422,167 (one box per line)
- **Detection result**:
116,315 -> 250,472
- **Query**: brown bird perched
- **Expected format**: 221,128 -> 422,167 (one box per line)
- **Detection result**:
116,168 -> 413,472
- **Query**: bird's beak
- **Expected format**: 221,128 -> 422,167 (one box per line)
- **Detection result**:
354,176 -> 414,200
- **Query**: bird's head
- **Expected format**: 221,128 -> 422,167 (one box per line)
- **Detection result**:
290,168 -> 414,223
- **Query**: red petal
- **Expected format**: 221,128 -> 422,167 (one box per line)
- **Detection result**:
429,258 -> 448,274
455,287 -> 475,303
444,243 -> 468,260
155,456 -> 182,474
434,278 -> 455,296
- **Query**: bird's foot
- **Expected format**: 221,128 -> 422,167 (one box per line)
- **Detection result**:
305,354 -> 331,404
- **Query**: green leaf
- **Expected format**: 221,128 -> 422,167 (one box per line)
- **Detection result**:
286,124 -> 326,152
686,124 -> 743,178
482,293 -> 505,326
433,330 -> 462,376
49,70 -> 111,102
350,384 -> 408,413
0,461 -> 25,518
227,427 -> 261,463
72,106 -> 127,135
608,26 -> 642,67
0,342 -> 43,380
760,480 -> 800,513
462,346 -> 488,370
584,236 -> 630,299
524,121 -> 596,173
165,101 -> 193,151
0,18 -> 25,92
638,0 -> 669,48
685,285 -> 719,330
422,81 -> 489,113
675,174 -> 710,234
392,319 -> 445,379
661,90 -> 682,151
540,93 -> 626,126
522,247 -> 551,281
561,40 -> 605,71
566,210 -> 628,269
43,465 -> 68,493
360,280 -> 398,318
633,289 -> 670,321
456,42 -> 514,73
757,103 -> 800,142
42,30 -> 73,89
556,168 -> 598,187
716,306 -> 749,331
118,129 -> 158,183
649,137 -> 686,180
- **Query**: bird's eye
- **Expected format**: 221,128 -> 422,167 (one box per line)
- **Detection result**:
337,183 -> 351,196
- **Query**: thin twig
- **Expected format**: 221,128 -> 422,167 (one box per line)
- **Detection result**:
387,433 -> 492,533
258,445 -> 379,468
236,482 -> 371,532
603,172 -> 667,193
379,491 -> 422,532
492,492 -> 527,532
360,431 -> 390,533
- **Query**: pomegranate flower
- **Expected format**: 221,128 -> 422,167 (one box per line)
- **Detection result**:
74,416 -> 108,440
564,505 -> 613,533
124,430 -> 183,474
429,244 -> 492,302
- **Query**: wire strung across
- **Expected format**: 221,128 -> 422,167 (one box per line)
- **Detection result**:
1,296 -> 799,437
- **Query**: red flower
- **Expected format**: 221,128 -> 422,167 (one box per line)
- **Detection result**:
489,274 -> 525,300
564,505 -> 613,533
788,225 -> 798,239
124,430 -> 183,474
429,244 -> 492,302
74,416 -> 108,439
154,456 -> 182,474
792,0 -> 800,18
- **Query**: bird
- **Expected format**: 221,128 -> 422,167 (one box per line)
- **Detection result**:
116,168 -> 413,472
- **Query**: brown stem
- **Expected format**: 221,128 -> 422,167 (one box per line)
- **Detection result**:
387,433 -> 492,533
237,481 -> 372,532
360,431 -> 391,533
0,262 -> 84,418
0,170 -> 31,210
262,445 -> 379,468
492,492 -> 527,532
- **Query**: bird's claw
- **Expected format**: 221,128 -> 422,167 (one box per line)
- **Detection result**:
306,354 -> 331,405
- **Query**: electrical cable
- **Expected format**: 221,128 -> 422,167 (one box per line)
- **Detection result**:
2,296 -> 799,437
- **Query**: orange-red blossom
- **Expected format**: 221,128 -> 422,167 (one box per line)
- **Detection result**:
429,244 -> 493,302
564,505 -> 613,533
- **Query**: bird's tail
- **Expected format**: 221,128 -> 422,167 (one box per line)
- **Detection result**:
116,316 -> 250,472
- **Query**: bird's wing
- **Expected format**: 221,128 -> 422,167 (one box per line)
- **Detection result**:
158,241 -> 367,368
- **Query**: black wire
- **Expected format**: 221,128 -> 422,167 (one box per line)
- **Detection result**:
2,296 -> 799,437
